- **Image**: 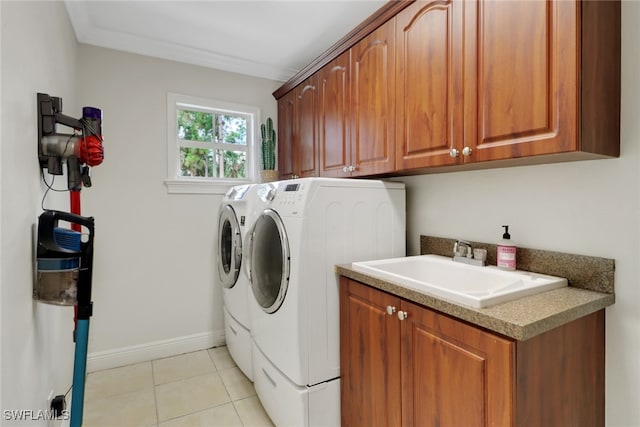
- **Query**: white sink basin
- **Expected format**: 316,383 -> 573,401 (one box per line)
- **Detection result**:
351,254 -> 568,308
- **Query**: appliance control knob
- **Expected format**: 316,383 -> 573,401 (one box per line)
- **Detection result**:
265,187 -> 277,201
462,146 -> 473,156
386,305 -> 396,315
397,311 -> 408,321
449,148 -> 459,158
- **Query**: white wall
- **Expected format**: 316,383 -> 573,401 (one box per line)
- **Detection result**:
1,0 -> 79,421
75,45 -> 280,368
394,2 -> 640,424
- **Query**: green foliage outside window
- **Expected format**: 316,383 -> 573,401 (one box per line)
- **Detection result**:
177,109 -> 248,178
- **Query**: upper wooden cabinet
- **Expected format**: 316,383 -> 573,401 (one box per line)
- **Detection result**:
318,52 -> 351,178
276,0 -> 620,176
317,20 -> 396,178
396,0 -> 620,170
350,19 -> 396,176
277,90 -> 296,180
395,0 -> 464,169
467,0 -> 584,162
278,76 -> 319,180
295,76 -> 320,177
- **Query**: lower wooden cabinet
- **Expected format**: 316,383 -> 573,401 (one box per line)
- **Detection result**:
339,277 -> 605,427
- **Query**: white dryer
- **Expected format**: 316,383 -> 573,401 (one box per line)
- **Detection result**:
247,178 -> 405,426
217,184 -> 256,380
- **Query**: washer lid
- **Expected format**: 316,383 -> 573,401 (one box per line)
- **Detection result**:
249,209 -> 290,314
217,205 -> 242,288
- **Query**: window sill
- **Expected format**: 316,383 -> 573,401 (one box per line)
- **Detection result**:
164,179 -> 253,195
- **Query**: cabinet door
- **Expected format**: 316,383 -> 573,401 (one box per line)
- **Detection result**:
295,76 -> 319,177
277,91 -> 297,179
465,0 -> 578,162
340,278 -> 402,427
400,300 -> 514,427
395,0 -> 465,169
318,52 -> 351,177
350,19 -> 396,176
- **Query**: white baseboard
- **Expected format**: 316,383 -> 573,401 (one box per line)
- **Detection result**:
86,330 -> 226,372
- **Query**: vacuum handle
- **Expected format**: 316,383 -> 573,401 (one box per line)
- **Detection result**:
37,210 -> 95,255
46,209 -> 94,231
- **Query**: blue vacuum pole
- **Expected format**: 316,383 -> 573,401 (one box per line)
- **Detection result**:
70,318 -> 90,426
69,212 -> 94,427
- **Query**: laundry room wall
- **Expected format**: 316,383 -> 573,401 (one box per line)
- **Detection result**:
394,2 -> 640,423
1,0 -> 79,419
76,45 -> 280,370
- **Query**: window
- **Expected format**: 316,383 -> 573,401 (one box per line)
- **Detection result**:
166,93 -> 259,194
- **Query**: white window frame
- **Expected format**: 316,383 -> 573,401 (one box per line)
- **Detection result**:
165,92 -> 260,194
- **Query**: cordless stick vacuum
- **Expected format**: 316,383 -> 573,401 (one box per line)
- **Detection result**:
35,93 -> 104,426
35,211 -> 95,423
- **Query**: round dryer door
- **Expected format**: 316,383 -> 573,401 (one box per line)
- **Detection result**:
217,205 -> 242,288
249,209 -> 290,313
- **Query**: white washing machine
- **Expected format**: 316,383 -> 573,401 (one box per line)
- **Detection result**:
217,184 -> 256,381
247,178 -> 405,426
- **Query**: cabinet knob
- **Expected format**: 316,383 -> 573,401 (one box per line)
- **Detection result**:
386,305 -> 396,315
462,146 -> 473,156
343,165 -> 356,174
397,311 -> 408,320
449,148 -> 459,158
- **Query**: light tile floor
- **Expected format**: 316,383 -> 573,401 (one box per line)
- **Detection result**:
83,346 -> 275,427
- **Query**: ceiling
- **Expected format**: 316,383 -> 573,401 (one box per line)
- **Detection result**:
64,0 -> 386,83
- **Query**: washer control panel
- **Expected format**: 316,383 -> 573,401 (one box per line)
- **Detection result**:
260,181 -> 306,216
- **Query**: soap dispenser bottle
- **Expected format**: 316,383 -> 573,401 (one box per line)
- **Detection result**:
497,225 -> 516,270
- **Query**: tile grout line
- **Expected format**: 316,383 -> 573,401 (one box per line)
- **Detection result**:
151,359 -> 160,427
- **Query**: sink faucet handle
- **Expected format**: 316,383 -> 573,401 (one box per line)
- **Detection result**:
454,240 -> 472,257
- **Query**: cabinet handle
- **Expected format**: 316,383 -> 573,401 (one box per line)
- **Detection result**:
397,311 -> 408,320
449,148 -> 459,158
462,146 -> 473,156
386,305 -> 396,315
343,165 -> 357,174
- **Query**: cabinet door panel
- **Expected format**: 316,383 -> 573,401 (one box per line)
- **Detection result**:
396,0 -> 464,169
468,0 -> 577,161
319,53 -> 350,177
277,92 -> 296,179
351,20 -> 396,176
401,300 -> 514,427
340,278 -> 401,427
296,78 -> 319,177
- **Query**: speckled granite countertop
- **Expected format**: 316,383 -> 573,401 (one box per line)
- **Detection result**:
337,258 -> 615,342
337,235 -> 616,340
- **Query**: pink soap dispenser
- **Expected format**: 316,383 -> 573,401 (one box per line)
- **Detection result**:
497,225 -> 516,270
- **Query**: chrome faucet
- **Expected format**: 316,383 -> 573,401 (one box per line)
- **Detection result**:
453,240 -> 472,258
453,239 -> 487,266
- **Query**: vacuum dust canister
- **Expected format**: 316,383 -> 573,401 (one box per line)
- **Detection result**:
34,215 -> 82,305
